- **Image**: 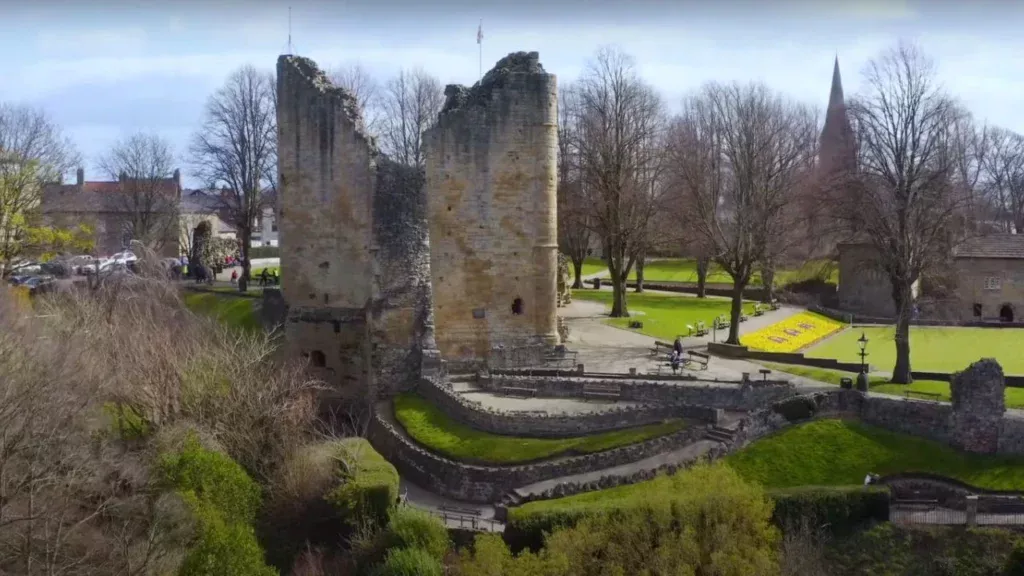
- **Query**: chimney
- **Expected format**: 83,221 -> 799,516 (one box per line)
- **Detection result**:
173,168 -> 181,189
76,167 -> 84,187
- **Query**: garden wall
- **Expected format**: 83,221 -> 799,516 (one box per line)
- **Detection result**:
706,342 -> 866,373
477,374 -> 796,411
367,409 -> 708,503
417,379 -> 718,437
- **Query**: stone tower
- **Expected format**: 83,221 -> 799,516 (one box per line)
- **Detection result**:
276,55 -> 440,402
818,57 -> 856,177
424,52 -> 560,368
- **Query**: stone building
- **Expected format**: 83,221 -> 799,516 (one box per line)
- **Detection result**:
41,168 -> 181,257
424,52 -> 560,367
836,242 -> 908,317
951,235 -> 1024,322
275,54 -> 440,401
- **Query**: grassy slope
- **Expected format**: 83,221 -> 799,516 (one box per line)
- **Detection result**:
182,291 -> 260,332
580,257 -> 607,277
807,325 -> 1024,374
393,393 -> 688,464
513,419 -> 1024,518
761,361 -> 1024,410
726,419 -> 1024,490
571,289 -> 750,341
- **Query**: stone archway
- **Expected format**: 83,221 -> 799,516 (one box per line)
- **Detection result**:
1000,304 -> 1015,323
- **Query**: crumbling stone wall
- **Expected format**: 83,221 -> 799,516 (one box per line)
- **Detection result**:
424,52 -> 559,368
276,55 -> 438,400
950,359 -> 1006,453
557,253 -> 572,307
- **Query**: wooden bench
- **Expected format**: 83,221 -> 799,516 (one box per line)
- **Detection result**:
739,310 -> 749,322
545,350 -> 578,369
752,303 -> 765,317
686,350 -> 710,370
649,340 -> 674,356
715,315 -> 730,330
583,382 -> 621,400
905,390 -> 943,402
768,299 -> 781,311
500,386 -> 537,397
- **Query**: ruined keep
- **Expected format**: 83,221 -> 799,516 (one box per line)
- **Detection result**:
424,51 -> 560,368
950,359 -> 1006,453
276,55 -> 440,401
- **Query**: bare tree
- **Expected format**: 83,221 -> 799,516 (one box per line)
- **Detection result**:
556,83 -> 593,288
982,127 -> 1024,233
572,47 -> 666,317
827,42 -> 962,383
0,103 -> 80,275
190,65 -> 277,282
378,68 -> 444,168
669,82 -> 817,343
98,133 -> 179,253
329,62 -> 382,135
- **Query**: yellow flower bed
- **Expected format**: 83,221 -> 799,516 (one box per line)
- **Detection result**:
741,311 -> 846,353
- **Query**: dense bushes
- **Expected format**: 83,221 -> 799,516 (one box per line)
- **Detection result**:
327,438 -> 401,529
770,486 -> 889,536
354,506 -> 449,575
157,432 -> 276,576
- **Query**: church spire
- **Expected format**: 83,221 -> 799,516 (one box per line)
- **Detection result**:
828,56 -> 845,111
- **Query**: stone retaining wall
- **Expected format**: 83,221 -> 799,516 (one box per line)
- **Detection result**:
367,410 -> 708,503
418,379 -> 717,437
479,374 -> 796,411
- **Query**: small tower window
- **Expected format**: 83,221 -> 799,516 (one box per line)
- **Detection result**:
511,297 -> 524,315
309,350 -> 326,368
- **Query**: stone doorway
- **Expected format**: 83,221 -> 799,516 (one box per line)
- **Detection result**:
1000,304 -> 1014,323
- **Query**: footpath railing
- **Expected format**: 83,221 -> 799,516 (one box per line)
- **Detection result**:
891,495 -> 1024,526
426,509 -> 505,532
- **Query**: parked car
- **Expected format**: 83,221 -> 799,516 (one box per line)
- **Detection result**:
110,251 -> 138,264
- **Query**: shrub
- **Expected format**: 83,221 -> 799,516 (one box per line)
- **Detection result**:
770,486 -> 889,536
1006,541 -> 1024,576
326,438 -> 400,528
372,547 -> 442,576
103,401 -> 152,441
383,506 -> 450,562
157,431 -> 276,576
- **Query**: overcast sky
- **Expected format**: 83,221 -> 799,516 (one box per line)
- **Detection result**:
2,0 -> 1023,188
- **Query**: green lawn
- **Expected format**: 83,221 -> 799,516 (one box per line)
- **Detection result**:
726,419 -> 1024,490
182,291 -> 260,332
807,326 -> 1024,375
580,257 -> 607,277
605,258 -> 838,287
512,419 -> 1024,518
393,393 -> 689,464
759,361 -> 1024,409
572,289 -> 747,341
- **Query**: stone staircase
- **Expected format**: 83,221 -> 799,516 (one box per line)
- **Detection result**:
703,424 -> 736,445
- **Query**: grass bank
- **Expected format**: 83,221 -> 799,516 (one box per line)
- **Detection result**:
183,291 -> 260,332
393,393 -> 688,464
571,289 -> 749,341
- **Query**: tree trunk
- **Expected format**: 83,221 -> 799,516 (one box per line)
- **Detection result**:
611,276 -> 629,317
635,251 -> 646,293
727,282 -> 746,344
761,265 -> 776,303
571,258 -> 583,289
696,256 -> 709,298
240,227 -> 252,282
891,281 -> 914,384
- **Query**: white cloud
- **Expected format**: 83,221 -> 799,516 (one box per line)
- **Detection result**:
35,27 -> 149,56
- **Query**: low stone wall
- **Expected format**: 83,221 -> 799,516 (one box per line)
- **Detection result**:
706,342 -> 867,373
368,409 -> 708,503
479,374 -> 796,411
418,379 -> 715,437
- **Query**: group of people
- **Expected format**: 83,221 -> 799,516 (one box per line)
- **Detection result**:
228,267 -> 279,287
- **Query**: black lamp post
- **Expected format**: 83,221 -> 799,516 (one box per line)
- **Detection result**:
856,332 -> 870,392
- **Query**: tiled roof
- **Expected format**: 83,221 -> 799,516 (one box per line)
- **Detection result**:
955,235 -> 1024,259
42,178 -> 181,214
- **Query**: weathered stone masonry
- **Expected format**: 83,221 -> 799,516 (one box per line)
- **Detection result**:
276,55 -> 439,400
424,52 -> 560,368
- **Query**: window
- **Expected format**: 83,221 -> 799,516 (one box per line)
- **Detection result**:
984,276 -> 1002,290
309,350 -> 326,368
511,297 -> 524,315
973,303 -> 983,317
271,223 -> 278,232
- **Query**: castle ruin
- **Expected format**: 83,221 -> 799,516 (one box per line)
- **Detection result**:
275,51 -> 559,397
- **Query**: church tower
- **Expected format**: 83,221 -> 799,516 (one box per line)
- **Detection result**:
818,57 -> 856,176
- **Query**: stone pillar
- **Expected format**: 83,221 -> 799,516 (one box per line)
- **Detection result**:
949,359 -> 1006,454
965,495 -> 978,526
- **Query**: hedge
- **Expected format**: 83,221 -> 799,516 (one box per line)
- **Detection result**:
326,438 -> 400,528
249,246 -> 279,259
769,485 -> 890,536
506,485 -> 890,552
